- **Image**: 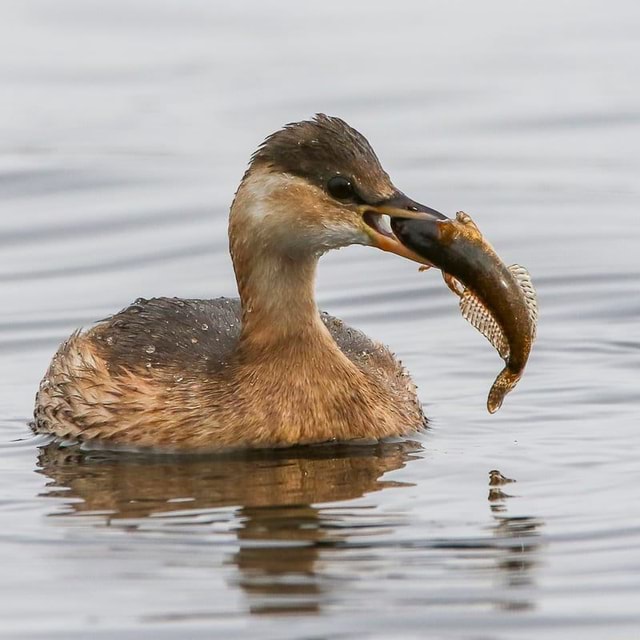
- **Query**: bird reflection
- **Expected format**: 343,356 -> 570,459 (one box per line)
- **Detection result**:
35,445 -> 543,617
36,439 -> 421,615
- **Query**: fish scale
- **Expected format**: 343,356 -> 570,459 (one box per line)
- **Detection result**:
457,264 -> 538,360
449,263 -> 538,412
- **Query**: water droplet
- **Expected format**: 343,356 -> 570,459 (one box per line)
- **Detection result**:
105,336 -> 114,346
173,375 -> 184,383
191,337 -> 198,344
145,362 -> 152,369
145,345 -> 156,354
201,323 -> 209,331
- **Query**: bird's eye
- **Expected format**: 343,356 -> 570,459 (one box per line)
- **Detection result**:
327,176 -> 355,201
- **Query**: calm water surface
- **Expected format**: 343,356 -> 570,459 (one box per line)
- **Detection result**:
1,1 -> 639,638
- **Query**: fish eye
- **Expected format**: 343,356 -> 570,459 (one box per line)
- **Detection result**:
327,175 -> 355,201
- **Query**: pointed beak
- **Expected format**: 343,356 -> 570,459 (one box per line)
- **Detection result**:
358,193 -> 449,264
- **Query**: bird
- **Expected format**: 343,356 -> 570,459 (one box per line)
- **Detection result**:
32,114 -> 493,452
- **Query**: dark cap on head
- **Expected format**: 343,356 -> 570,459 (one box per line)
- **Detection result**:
251,114 -> 395,203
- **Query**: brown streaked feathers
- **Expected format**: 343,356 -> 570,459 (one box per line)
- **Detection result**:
34,297 -> 424,450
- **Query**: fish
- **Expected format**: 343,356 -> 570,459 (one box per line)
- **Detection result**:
392,211 -> 538,412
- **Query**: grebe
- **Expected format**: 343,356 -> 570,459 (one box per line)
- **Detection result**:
34,115 -> 532,451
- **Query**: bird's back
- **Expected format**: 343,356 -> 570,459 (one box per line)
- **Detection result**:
88,296 -> 390,374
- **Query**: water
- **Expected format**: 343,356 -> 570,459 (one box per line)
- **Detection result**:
1,1 -> 639,637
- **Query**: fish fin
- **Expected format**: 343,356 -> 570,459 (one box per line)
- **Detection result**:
487,367 -> 522,414
508,264 -> 538,342
459,289 -> 511,360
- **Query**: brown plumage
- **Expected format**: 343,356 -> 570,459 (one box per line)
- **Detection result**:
34,115 -> 428,451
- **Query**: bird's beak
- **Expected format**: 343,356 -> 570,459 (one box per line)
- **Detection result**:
358,193 -> 449,265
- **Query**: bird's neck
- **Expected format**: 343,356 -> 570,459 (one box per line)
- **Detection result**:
228,171 -> 336,355
235,250 -> 327,349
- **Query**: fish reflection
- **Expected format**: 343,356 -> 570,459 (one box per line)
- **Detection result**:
36,440 -> 421,615
487,469 -> 542,612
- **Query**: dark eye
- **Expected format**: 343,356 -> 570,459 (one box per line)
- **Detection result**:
327,175 -> 355,201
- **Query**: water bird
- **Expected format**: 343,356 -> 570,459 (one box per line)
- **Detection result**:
34,115 -> 531,451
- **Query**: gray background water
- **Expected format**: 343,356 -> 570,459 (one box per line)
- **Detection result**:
1,1 -> 639,638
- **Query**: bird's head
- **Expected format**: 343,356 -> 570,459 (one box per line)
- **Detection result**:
230,113 -> 445,262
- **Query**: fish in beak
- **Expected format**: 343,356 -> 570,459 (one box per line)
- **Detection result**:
359,194 -> 448,265
361,195 -> 537,413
